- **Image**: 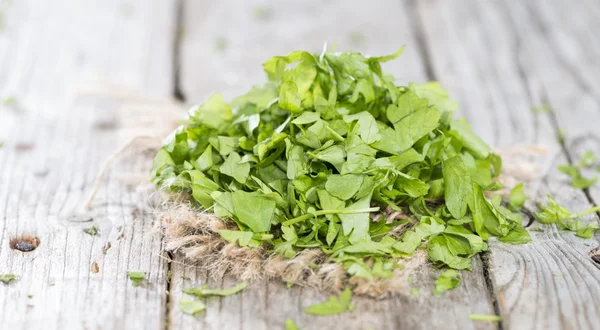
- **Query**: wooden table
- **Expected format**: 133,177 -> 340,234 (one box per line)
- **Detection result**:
1,0 -> 599,329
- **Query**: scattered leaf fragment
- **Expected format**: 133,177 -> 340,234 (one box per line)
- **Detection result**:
285,319 -> 302,330
183,282 -> 248,298
180,298 -> 206,315
411,287 -> 420,296
508,183 -> 525,211
304,288 -> 354,316
468,314 -> 503,322
127,270 -> 146,286
531,104 -> 550,114
434,269 -> 461,296
91,262 -> 99,273
0,274 -> 17,284
2,96 -> 15,106
83,226 -> 99,236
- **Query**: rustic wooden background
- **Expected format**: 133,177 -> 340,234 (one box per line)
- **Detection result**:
1,0 -> 600,329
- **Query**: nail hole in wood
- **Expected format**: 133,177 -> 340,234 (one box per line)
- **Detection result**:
9,235 -> 40,252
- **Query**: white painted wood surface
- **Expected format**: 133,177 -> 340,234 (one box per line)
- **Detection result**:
0,0 -> 178,329
1,0 -> 600,329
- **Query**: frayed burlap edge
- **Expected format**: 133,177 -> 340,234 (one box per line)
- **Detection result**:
151,145 -> 546,299
154,195 -> 428,299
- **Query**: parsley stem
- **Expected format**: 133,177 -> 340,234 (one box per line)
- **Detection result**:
571,205 -> 600,219
282,207 -> 380,226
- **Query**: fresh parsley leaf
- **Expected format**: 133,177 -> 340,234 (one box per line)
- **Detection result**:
0,274 -> 17,284
580,150 -> 596,168
304,288 -> 354,316
508,183 -> 526,211
183,282 -> 248,298
127,270 -> 146,286
180,298 -> 206,315
285,319 -> 302,330
498,225 -> 531,244
534,196 -> 572,224
83,225 -> 99,236
531,104 -> 550,114
434,269 -> 461,295
468,314 -> 503,322
2,96 -> 15,106
443,156 -> 472,219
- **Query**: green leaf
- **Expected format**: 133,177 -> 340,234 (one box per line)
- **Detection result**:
304,288 -> 354,316
534,196 -> 572,224
508,183 -> 526,211
499,225 -> 532,244
387,91 -> 440,150
338,197 -> 372,244
434,269 -> 461,295
189,94 -> 233,131
443,156 -> 473,219
468,314 -> 503,322
343,111 -> 381,144
309,145 -> 345,172
180,298 -> 206,315
127,270 -> 146,286
220,153 -> 251,184
218,230 -> 255,247
285,319 -> 302,330
325,174 -> 363,200
580,150 -> 596,168
231,191 -> 276,232
0,274 -> 17,284
183,282 -> 248,298
450,119 -> 490,159
83,226 -> 99,236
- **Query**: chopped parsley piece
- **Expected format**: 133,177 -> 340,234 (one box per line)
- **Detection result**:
434,269 -> 461,295
304,288 -> 354,316
127,270 -> 146,286
180,298 -> 206,315
468,314 -> 503,322
83,226 -> 99,236
0,274 -> 17,284
183,282 -> 247,298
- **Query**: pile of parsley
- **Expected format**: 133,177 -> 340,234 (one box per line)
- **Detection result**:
150,47 -> 532,284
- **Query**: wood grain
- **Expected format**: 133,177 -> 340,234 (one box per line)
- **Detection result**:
417,1 -> 600,329
0,0 -> 179,329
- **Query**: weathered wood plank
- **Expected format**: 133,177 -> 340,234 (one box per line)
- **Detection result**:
169,1 -> 497,329
417,0 -> 600,329
0,0 -> 179,328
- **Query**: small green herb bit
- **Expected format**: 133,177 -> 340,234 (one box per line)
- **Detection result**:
0,274 -> 17,284
127,270 -> 147,286
83,225 -> 99,236
531,104 -> 550,114
304,288 -> 354,316
508,183 -> 525,211
2,96 -> 15,106
180,298 -> 206,315
580,150 -> 597,168
410,287 -> 420,296
183,282 -> 248,298
468,314 -> 503,322
285,319 -> 302,330
434,269 -> 461,295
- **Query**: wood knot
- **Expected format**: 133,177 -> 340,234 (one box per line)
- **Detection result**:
9,235 -> 40,252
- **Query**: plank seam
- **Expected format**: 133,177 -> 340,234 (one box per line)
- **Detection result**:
172,0 -> 186,102
481,252 -> 504,330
